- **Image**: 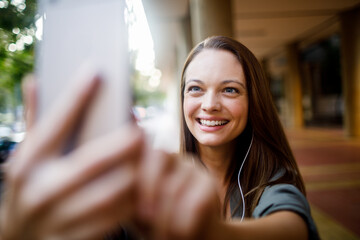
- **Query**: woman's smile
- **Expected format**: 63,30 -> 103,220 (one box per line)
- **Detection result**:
197,118 -> 229,127
196,117 -> 230,133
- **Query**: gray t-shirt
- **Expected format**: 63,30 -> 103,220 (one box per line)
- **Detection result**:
230,184 -> 320,240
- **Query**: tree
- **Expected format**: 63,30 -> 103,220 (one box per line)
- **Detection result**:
0,0 -> 37,114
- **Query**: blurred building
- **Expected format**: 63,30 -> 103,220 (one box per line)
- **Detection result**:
142,0 -> 360,138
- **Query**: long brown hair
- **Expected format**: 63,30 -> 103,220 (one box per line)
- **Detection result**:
179,36 -> 305,217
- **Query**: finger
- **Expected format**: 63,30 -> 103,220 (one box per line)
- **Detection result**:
46,165 -> 136,236
20,125 -> 144,219
59,124 -> 143,197
46,211 -> 124,240
154,163 -> 194,240
172,172 -> 219,239
137,150 -> 176,221
9,73 -> 102,185
34,71 -> 102,156
22,74 -> 37,130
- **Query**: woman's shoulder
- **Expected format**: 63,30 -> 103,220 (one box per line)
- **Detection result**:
253,184 -> 309,216
253,183 -> 320,240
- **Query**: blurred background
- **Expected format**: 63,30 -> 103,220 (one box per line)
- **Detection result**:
0,0 -> 359,239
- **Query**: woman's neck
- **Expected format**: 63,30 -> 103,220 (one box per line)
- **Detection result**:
198,143 -> 235,216
198,143 -> 235,189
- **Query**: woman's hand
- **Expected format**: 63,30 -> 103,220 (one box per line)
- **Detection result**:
0,75 -> 144,240
135,151 -> 221,240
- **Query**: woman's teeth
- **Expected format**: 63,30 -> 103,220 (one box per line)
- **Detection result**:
199,119 -> 228,126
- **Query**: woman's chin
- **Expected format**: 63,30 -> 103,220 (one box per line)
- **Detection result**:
196,138 -> 232,149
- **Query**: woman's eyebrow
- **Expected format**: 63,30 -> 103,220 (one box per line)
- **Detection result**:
185,79 -> 203,85
222,80 -> 246,89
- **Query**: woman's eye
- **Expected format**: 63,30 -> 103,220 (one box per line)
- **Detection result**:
224,87 -> 239,94
188,86 -> 201,92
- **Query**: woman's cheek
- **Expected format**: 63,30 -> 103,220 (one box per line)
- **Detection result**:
183,97 -> 199,119
226,98 -> 248,118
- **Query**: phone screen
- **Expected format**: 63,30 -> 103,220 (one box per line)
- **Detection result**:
36,0 -> 130,146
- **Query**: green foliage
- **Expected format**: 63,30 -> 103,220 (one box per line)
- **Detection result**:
129,50 -> 166,107
132,72 -> 166,107
0,0 -> 37,112
0,0 -> 36,32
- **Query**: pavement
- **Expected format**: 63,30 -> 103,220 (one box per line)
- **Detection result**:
286,127 -> 360,240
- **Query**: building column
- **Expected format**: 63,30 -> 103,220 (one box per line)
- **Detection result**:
189,0 -> 233,45
285,43 -> 304,128
340,6 -> 360,137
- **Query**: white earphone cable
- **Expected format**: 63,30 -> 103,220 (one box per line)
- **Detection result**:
237,134 -> 253,221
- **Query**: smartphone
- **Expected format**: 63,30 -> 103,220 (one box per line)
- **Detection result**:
36,0 -> 130,147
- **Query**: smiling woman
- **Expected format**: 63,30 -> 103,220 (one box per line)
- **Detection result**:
178,36 -> 320,239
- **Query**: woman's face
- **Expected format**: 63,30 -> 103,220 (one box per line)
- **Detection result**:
183,49 -> 249,148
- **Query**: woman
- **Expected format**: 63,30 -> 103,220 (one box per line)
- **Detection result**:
177,36 -> 319,238
120,36 -> 319,239
0,36 -> 319,239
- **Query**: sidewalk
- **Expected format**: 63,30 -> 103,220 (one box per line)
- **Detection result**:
286,127 -> 360,240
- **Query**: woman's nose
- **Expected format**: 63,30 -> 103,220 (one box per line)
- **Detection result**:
201,91 -> 221,112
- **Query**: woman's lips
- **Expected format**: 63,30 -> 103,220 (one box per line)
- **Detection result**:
196,118 -> 229,132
